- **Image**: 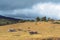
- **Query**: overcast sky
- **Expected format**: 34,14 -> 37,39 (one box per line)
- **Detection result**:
0,0 -> 60,19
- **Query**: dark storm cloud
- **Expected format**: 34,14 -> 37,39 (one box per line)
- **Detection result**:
0,0 -> 60,10
0,0 -> 41,10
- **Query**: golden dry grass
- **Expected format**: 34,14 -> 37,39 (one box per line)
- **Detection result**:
0,22 -> 60,40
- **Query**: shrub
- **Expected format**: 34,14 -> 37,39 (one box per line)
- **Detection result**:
8,28 -> 16,32
53,22 -> 60,24
18,29 -> 23,31
41,16 -> 47,21
29,31 -> 38,35
36,17 -> 40,22
47,38 -> 53,40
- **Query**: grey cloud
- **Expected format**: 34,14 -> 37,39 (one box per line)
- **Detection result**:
0,0 -> 60,20
0,0 -> 60,10
0,0 -> 41,10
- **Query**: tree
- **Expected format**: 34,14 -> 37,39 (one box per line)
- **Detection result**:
41,16 -> 46,21
48,17 -> 51,21
36,17 -> 40,22
35,17 -> 40,25
48,17 -> 54,22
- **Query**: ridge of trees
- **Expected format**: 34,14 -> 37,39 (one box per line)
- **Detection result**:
0,16 -> 59,26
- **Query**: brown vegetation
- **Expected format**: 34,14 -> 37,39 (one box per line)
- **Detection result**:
0,16 -> 60,40
0,22 -> 60,40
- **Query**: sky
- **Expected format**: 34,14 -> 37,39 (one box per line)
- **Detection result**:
0,0 -> 60,20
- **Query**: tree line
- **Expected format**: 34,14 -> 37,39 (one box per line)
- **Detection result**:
0,16 -> 55,26
36,16 -> 54,22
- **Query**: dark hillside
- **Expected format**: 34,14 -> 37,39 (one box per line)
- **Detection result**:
0,15 -> 22,26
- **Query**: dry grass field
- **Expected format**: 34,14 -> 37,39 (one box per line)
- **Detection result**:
0,22 -> 60,40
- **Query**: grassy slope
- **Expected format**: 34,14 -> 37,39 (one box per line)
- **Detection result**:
0,22 -> 60,40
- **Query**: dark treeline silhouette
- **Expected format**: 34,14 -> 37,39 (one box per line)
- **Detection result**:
0,15 -> 36,26
35,16 -> 55,22
0,15 -> 23,26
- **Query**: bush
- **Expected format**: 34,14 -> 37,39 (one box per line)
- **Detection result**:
25,20 -> 35,22
18,29 -> 23,31
8,28 -> 16,32
41,16 -> 47,21
19,20 -> 26,23
36,17 -> 40,22
47,38 -> 53,40
53,22 -> 60,24
29,31 -> 38,35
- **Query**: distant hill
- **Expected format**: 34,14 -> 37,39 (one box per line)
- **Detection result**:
0,15 -> 20,20
0,15 -> 22,26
